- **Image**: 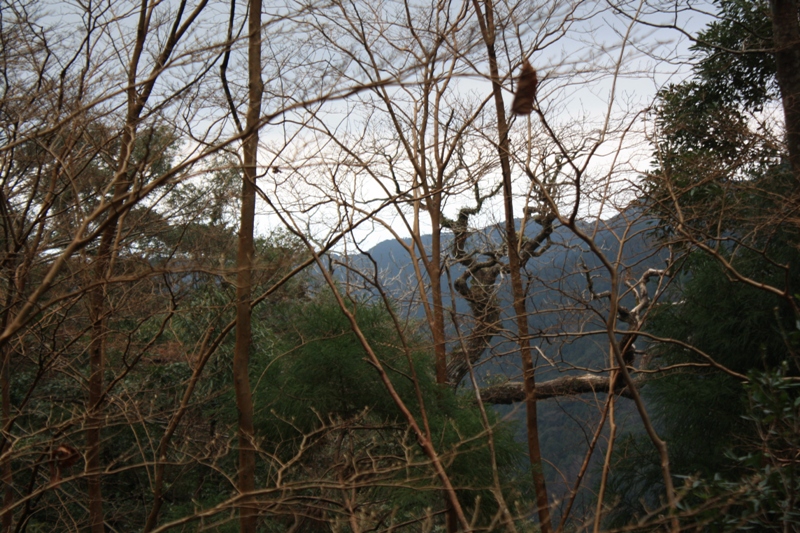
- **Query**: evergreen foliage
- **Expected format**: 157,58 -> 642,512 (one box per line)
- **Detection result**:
673,364 -> 800,531
693,0 -> 776,109
252,291 -> 532,530
606,0 -> 800,526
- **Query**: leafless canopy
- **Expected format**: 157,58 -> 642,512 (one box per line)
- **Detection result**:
0,0 -> 796,531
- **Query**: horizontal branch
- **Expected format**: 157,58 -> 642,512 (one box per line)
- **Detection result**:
479,374 -> 643,404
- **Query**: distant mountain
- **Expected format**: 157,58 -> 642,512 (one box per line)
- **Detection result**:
339,208 -> 665,511
350,209 -> 662,373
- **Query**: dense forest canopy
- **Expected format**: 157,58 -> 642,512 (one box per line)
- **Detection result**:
0,0 -> 798,531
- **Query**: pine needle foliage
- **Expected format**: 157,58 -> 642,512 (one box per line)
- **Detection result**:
251,289 -> 532,530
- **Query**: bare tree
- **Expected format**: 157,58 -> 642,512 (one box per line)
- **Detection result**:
4,0 -> 791,530
267,0 -> 690,528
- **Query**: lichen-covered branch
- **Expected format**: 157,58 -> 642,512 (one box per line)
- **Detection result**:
442,185 -> 556,387
479,374 -> 643,404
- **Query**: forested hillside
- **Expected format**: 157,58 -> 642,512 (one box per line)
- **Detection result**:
0,0 -> 798,531
350,210 -> 660,515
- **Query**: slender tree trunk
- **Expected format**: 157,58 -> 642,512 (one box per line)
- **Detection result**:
85,159 -> 128,533
0,270 -> 16,533
85,118 -> 138,533
1,344 -> 11,533
430,208 -> 447,386
87,182 -> 138,532
471,1 -> 552,530
501,128 -> 554,533
233,0 -> 262,530
770,0 -> 800,180
87,283 -> 106,533
426,205 -> 458,533
84,0 -> 150,519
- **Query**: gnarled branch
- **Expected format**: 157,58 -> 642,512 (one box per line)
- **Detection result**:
479,374 -> 644,404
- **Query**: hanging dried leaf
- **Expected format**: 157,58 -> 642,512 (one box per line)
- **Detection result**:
511,59 -> 537,116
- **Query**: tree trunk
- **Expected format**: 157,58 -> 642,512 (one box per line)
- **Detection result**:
471,1 -> 552,530
770,0 -> 800,180
87,278 -> 107,533
429,208 -> 448,386
1,344 -> 11,533
427,205 -> 459,533
0,270 -> 18,533
85,129 -> 134,533
85,116 -> 139,533
233,0 -> 262,530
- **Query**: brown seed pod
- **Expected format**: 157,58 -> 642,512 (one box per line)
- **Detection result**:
511,59 -> 537,116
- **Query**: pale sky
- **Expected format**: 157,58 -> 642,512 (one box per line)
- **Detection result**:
251,0 -> 713,252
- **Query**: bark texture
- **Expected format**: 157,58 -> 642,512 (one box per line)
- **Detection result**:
233,0 -> 262,530
480,374 -> 640,404
771,0 -> 800,180
471,1 -> 553,530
